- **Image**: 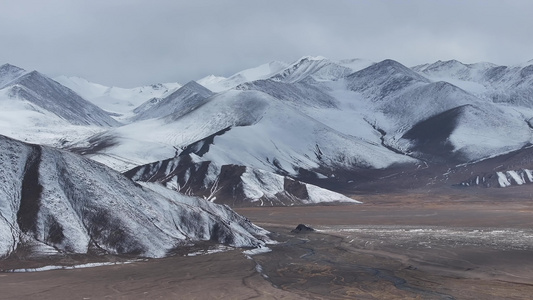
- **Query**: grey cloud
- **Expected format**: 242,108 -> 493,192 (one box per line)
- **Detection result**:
1,0 -> 532,87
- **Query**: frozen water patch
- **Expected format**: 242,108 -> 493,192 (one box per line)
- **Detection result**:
186,245 -> 234,257
322,226 -> 533,251
243,246 -> 272,256
3,260 -> 143,273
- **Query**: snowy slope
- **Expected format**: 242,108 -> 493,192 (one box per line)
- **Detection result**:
398,104 -> 532,163
197,61 -> 288,92
0,64 -> 27,88
54,75 -> 181,117
270,56 -> 352,83
0,88 -> 105,147
413,59 -> 533,107
196,56 -> 365,92
0,65 -> 120,147
130,81 -> 213,121
0,134 -> 268,258
336,58 -> 375,73
1,70 -> 119,127
347,59 -> 431,101
236,79 -> 339,108
72,89 -> 416,175
341,59 -> 533,163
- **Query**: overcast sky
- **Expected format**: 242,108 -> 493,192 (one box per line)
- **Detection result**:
1,0 -> 532,87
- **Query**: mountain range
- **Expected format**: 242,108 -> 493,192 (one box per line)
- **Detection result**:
2,56 -> 533,207
3,55 -> 533,260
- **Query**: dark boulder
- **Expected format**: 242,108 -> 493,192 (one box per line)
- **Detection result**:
291,224 -> 315,233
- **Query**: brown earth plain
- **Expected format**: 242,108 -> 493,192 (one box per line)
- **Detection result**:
2,183 -> 533,299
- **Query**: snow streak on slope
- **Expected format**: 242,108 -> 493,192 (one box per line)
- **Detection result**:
54,75 -> 181,117
124,154 -> 359,207
0,134 -> 269,258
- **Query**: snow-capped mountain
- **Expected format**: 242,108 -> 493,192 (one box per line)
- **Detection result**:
5,56 -> 533,207
344,59 -> 533,162
413,59 -> 533,107
197,61 -> 288,92
0,64 -> 121,147
269,56 -> 352,83
1,66 -> 118,127
54,75 -> 181,117
347,59 -> 431,101
70,89 -> 415,173
0,64 -> 26,88
196,56 -> 372,92
0,134 -> 268,259
130,81 -> 213,122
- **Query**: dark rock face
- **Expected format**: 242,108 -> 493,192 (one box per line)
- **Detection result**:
0,134 -> 268,259
291,224 -> 315,233
401,105 -> 466,163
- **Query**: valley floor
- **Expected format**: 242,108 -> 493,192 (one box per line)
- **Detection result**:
2,190 -> 533,299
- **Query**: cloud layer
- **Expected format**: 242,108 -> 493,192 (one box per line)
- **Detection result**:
1,0 -> 532,87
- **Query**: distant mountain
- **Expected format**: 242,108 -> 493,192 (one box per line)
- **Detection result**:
0,134 -> 268,259
0,64 -> 26,88
54,75 -> 181,117
236,79 -> 339,108
413,59 -> 533,107
6,57 -> 533,206
344,60 -> 533,163
196,56 -> 370,92
131,81 -> 213,122
0,64 -> 122,147
269,56 -> 352,83
70,89 -> 415,173
197,61 -> 288,92
0,65 -> 119,127
347,59 -> 431,100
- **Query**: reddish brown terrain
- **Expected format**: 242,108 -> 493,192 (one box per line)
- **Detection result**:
2,185 -> 533,299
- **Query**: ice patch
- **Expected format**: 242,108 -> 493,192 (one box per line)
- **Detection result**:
242,246 -> 272,256
4,260 -> 142,273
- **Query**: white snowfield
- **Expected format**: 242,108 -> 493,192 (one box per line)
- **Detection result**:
54,75 -> 181,119
0,134 -> 270,258
85,89 -> 416,175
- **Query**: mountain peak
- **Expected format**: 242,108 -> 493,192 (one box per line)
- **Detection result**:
298,55 -> 327,62
0,63 -> 27,88
0,63 -> 25,73
180,80 -> 213,97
